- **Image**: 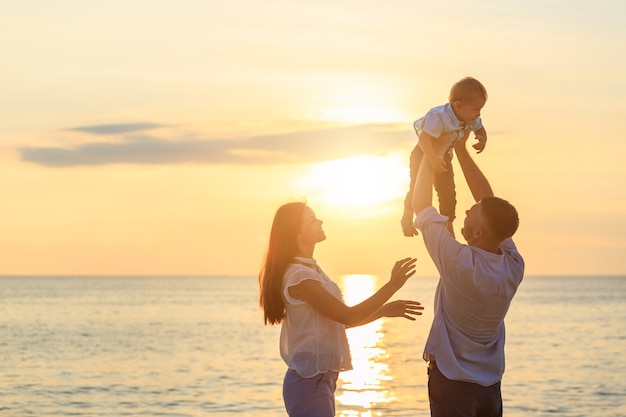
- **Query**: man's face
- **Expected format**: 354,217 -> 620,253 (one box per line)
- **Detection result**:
461,203 -> 483,244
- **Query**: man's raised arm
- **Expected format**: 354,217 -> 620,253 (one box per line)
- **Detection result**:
411,151 -> 434,216
453,133 -> 494,202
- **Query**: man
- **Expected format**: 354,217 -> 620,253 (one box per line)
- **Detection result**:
411,131 -> 525,417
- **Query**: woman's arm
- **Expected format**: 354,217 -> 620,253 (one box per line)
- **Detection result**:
349,300 -> 424,327
288,258 -> 418,327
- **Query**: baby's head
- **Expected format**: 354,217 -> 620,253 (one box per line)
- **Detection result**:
449,77 -> 488,124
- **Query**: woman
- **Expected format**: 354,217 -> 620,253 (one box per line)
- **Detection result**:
259,201 -> 423,416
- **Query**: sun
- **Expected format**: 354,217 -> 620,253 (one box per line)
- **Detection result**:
297,155 -> 407,212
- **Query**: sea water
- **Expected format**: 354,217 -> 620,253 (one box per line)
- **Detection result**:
0,275 -> 624,417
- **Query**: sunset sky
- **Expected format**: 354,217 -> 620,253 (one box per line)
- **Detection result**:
2,0 -> 625,277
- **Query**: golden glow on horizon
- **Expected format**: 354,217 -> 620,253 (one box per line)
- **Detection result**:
298,155 -> 407,212
337,274 -> 393,414
317,106 -> 407,124
305,73 -> 410,124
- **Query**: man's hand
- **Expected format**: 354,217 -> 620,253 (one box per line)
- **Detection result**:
401,213 -> 419,237
453,129 -> 494,202
454,129 -> 472,153
419,132 -> 449,174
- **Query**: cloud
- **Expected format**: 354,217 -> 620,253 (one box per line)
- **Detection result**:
20,123 -> 414,167
66,122 -> 168,135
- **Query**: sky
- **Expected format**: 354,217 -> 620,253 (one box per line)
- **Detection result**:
1,0 -> 626,277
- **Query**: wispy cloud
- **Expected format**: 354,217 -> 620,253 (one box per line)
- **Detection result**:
67,122 -> 169,135
20,123 -> 413,167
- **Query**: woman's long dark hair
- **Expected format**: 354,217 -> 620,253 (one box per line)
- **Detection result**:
259,202 -> 306,325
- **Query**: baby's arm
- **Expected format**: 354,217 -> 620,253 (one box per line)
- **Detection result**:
418,132 -> 448,173
473,127 -> 487,153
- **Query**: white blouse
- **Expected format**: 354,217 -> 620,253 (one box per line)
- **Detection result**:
280,257 -> 353,378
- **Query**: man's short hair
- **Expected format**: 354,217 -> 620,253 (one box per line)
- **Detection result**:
480,196 -> 519,240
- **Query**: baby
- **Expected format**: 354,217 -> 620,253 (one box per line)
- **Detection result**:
401,77 -> 488,237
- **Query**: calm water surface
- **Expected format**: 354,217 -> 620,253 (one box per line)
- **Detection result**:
0,275 -> 624,416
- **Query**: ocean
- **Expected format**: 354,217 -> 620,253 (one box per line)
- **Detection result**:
0,275 -> 624,417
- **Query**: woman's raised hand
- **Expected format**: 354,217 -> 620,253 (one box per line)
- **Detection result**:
389,257 -> 417,289
381,299 -> 424,321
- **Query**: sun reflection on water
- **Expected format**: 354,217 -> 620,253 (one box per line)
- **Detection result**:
337,274 -> 393,416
